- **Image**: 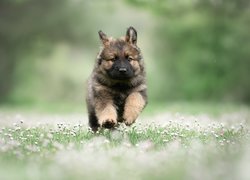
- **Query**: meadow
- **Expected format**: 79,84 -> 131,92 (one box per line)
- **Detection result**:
0,103 -> 249,180
1,1 -> 250,179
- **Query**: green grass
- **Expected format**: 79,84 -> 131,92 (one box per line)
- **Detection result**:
0,102 -> 249,179
145,101 -> 250,116
0,101 -> 86,114
1,100 -> 249,116
0,119 -> 249,180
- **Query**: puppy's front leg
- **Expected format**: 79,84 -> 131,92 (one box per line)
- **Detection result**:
95,99 -> 117,129
123,91 -> 147,126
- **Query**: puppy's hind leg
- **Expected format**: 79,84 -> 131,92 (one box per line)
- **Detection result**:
88,110 -> 99,132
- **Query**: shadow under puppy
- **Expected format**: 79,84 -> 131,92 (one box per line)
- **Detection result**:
86,27 -> 147,131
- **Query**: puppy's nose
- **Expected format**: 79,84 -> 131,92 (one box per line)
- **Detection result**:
119,68 -> 127,73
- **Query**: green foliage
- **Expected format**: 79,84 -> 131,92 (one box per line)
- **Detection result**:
1,0 -> 250,107
0,0 -> 95,102
127,0 -> 250,103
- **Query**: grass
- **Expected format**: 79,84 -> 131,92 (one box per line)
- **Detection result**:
0,102 -> 249,179
145,101 -> 250,116
0,114 -> 249,180
1,100 -> 249,115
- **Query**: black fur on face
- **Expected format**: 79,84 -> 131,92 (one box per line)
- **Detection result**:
107,56 -> 134,80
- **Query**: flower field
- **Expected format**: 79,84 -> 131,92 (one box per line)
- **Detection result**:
0,109 -> 249,180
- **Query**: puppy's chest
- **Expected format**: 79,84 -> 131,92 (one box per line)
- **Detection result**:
111,91 -> 129,118
110,83 -> 131,106
112,91 -> 128,107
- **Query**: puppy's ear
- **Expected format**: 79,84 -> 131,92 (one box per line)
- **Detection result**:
125,26 -> 137,45
98,31 -> 109,46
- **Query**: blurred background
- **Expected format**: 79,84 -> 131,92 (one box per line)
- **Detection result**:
0,0 -> 250,112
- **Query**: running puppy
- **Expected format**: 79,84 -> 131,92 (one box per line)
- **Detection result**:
86,27 -> 147,131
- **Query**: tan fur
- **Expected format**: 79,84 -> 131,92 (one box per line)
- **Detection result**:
123,92 -> 146,125
130,60 -> 141,75
102,60 -> 114,70
96,103 -> 117,126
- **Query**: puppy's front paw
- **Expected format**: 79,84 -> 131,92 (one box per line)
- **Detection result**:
124,118 -> 136,126
101,119 -> 117,129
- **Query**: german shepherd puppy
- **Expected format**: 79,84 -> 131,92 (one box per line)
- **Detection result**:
86,27 -> 147,131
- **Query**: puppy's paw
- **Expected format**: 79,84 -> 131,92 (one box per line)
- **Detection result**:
101,119 -> 117,129
124,118 -> 136,126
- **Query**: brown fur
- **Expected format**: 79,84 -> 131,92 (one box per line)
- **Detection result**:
86,27 -> 147,131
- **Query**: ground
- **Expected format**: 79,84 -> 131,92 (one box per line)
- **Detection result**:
0,104 -> 249,180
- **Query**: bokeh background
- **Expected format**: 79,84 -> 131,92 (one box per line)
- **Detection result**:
1,0 -> 250,112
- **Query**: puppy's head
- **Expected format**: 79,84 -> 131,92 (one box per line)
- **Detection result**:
97,27 -> 143,80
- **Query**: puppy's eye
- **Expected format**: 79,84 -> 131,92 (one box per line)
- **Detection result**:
128,56 -> 134,62
125,55 -> 134,62
108,56 -> 117,61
